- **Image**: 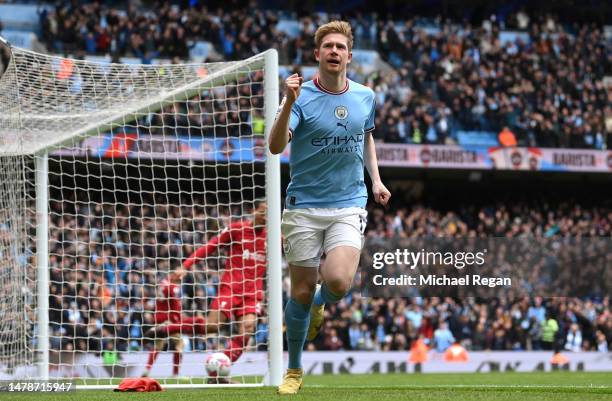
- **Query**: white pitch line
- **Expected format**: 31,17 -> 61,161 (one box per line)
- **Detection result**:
307,384 -> 612,389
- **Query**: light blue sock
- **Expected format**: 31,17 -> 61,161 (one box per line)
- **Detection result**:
313,283 -> 344,306
284,298 -> 311,369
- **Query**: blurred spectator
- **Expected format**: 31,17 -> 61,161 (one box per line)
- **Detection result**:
323,328 -> 343,351
499,127 -> 517,147
433,322 -> 455,352
444,341 -> 469,362
256,317 -> 269,351
409,334 -> 429,363
564,323 -> 582,352
528,298 -> 546,323
541,311 -> 560,350
595,331 -> 608,352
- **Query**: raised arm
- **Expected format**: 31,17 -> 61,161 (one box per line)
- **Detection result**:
183,229 -> 231,269
268,73 -> 303,154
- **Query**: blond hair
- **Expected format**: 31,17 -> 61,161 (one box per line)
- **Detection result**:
314,20 -> 354,51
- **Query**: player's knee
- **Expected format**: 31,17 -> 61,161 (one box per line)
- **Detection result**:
326,278 -> 350,297
292,287 -> 315,305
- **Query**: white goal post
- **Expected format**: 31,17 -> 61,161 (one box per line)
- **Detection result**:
0,37 -> 282,388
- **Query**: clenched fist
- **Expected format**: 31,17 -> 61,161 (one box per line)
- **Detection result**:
285,73 -> 303,104
372,181 -> 391,208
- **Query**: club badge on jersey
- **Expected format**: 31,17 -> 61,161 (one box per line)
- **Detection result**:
335,105 -> 348,120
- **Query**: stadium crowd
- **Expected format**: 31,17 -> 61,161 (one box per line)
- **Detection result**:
312,201 -> 611,352
36,4 -> 611,149
38,188 -> 611,355
43,191 -> 230,354
369,17 -> 610,149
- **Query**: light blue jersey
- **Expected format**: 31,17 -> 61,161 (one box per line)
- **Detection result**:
286,77 -> 376,209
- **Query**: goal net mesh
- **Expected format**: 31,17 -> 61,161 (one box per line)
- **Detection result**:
0,44 -> 275,386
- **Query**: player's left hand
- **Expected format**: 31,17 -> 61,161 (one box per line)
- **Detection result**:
372,181 -> 391,207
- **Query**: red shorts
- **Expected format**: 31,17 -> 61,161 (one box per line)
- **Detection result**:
154,313 -> 204,333
210,285 -> 262,319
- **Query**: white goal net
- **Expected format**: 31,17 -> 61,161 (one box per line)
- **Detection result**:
0,40 -> 282,388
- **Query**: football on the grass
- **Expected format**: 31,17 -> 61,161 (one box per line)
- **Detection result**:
205,352 -> 231,377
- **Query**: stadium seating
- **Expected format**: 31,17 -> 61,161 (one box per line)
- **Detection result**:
2,4 -> 608,149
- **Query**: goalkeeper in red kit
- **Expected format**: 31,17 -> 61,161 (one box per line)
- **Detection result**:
147,201 -> 267,367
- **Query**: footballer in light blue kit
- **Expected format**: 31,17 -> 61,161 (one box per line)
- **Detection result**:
269,20 -> 391,395
285,76 -> 375,209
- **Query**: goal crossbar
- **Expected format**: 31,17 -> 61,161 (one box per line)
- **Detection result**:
0,46 -> 269,156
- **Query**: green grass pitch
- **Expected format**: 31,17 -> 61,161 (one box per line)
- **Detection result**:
3,372 -> 611,401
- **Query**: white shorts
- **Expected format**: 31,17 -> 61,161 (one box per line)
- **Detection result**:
281,207 -> 368,268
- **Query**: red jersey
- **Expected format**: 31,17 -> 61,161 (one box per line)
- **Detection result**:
155,278 -> 182,323
183,221 -> 266,295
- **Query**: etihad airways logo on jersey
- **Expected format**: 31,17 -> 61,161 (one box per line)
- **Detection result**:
311,134 -> 363,147
311,133 -> 364,155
